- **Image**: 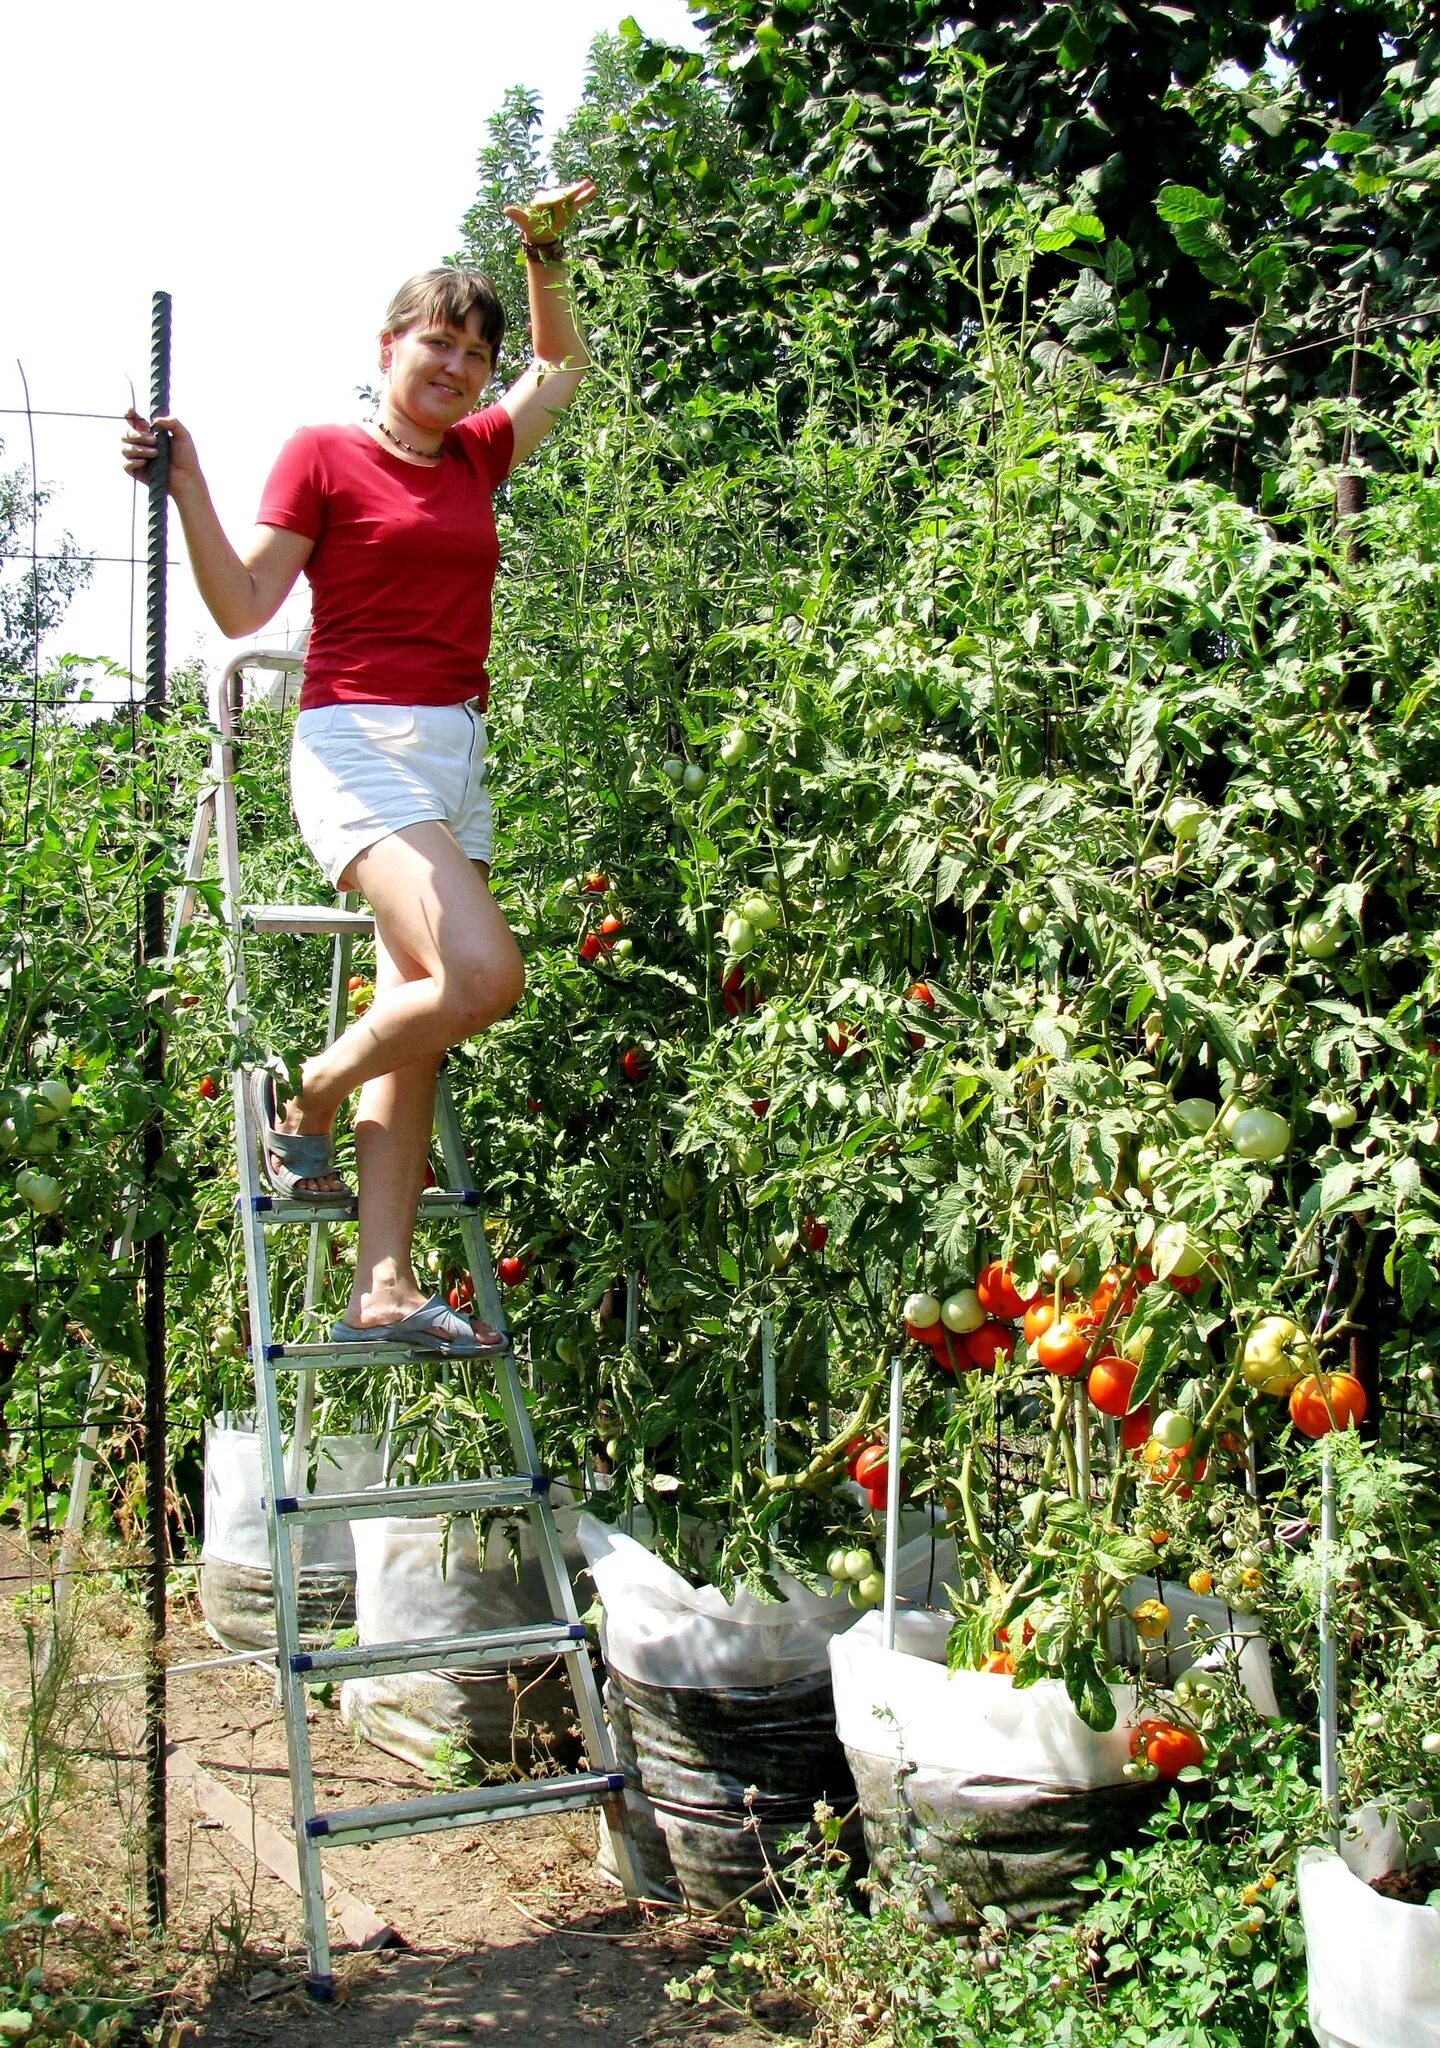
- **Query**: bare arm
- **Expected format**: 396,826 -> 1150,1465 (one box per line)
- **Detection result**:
122,409 -> 313,638
498,179 -> 596,467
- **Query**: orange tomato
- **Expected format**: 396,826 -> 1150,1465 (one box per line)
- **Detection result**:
1023,1297 -> 1060,1346
976,1259 -> 1037,1322
1036,1314 -> 1091,1378
1087,1353 -> 1139,1418
1130,1718 -> 1204,1779
1289,1371 -> 1367,1439
980,1651 -> 1015,1675
1091,1265 -> 1137,1321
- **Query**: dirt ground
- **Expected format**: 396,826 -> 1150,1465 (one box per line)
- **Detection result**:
0,1552 -> 810,2048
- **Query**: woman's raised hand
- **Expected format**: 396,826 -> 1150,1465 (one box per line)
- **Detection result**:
121,407 -> 200,494
503,178 -> 598,247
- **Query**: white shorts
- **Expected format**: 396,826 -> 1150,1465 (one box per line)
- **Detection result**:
289,700 -> 494,887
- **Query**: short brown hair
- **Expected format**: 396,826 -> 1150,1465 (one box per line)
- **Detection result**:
381,267 -> 506,355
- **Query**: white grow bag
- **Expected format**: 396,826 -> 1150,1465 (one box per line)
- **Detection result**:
200,1423 -> 381,1651
1300,1806 -> 1440,2048
579,1513 -> 955,1912
340,1493 -> 586,1774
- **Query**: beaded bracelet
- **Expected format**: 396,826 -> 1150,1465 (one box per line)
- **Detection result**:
519,237 -> 567,265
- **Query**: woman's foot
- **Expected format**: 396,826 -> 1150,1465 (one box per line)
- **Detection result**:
341,1282 -> 503,1348
270,1090 -> 348,1197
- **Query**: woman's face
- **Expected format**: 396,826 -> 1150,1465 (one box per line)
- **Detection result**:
381,310 -> 495,431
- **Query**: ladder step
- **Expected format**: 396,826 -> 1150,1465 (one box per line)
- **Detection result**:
241,903 -> 376,936
290,1621 -> 586,1681
268,1476 -> 545,1524
266,1332 -> 511,1372
247,1187 -> 484,1223
305,1771 -> 626,1845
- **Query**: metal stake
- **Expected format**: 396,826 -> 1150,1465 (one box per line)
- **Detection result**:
881,1348 -> 904,1652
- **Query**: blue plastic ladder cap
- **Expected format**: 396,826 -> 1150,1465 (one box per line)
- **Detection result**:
291,1653 -> 313,1673
251,1194 -> 274,1214
305,1975 -> 335,2004
274,1496 -> 299,1515
604,1772 -> 626,1792
264,1343 -> 285,1362
460,1189 -> 482,1207
304,1816 -> 330,1839
531,1473 -> 551,1493
566,1623 -> 586,1641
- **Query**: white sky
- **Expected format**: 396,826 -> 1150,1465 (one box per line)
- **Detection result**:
2,0 -> 703,700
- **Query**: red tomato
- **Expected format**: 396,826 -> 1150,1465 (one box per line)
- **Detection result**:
906,981 -> 936,1010
1036,1314 -> 1090,1377
583,871 -> 608,894
1120,1405 -> 1152,1450
198,1075 -> 217,1100
1087,1353 -> 1139,1418
1168,1271 -> 1203,1296
976,1260 -> 1037,1322
799,1214 -> 829,1253
981,1651 -> 1015,1675
750,1097 -> 770,1117
720,966 -> 762,1016
1130,1718 -> 1204,1779
1289,1372 -> 1367,1439
1146,1449 -> 1209,1498
926,1326 -> 967,1373
526,1096 -> 542,1114
600,913 -> 624,937
825,1022 -> 852,1057
962,1322 -> 1016,1371
904,1317 -> 944,1346
621,1048 -> 648,1082
496,1255 -> 528,1287
346,973 -> 366,994
579,931 -> 602,962
1091,1265 -> 1137,1321
851,1444 -> 891,1497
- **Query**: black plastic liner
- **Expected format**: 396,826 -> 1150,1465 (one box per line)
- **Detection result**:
200,1559 -> 354,1652
607,1665 -> 863,1916
846,1745 -> 1160,1930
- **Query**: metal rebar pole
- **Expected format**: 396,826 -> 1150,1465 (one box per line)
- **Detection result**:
881,1349 -> 904,1652
1318,1440 -> 1340,1839
142,288 -> 172,1930
760,1315 -> 777,1480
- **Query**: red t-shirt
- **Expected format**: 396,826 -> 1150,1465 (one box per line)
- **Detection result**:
256,407 -> 515,713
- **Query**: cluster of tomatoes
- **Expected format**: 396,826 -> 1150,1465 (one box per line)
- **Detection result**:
844,1437 -> 891,1511
1241,1315 -> 1368,1439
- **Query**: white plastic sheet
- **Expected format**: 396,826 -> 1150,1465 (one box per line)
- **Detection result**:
1300,1821 -> 1440,2048
577,1512 -> 955,1690
831,1606 -> 1136,1790
202,1422 -> 380,1570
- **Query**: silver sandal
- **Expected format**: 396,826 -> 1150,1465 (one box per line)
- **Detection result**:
247,1060 -> 352,1205
330,1294 -> 506,1354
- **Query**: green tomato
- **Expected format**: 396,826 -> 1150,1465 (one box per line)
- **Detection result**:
22,1125 -> 58,1158
33,1079 -> 72,1125
823,844 -> 852,880
660,756 -> 686,786
1229,1108 -> 1291,1163
1016,901 -> 1044,935
610,936 -> 634,961
681,762 -> 708,796
1173,1097 -> 1217,1136
827,1548 -> 851,1581
734,1142 -> 764,1177
17,1170 -> 61,1216
1165,797 -> 1206,843
903,1291 -> 942,1329
941,1289 -> 985,1334
719,728 -> 751,767
1153,1222 -> 1205,1279
1299,916 -> 1344,960
726,916 -> 757,959
842,1548 -> 875,1582
1319,1098 -> 1356,1130
738,892 -> 778,932
852,1572 -> 885,1609
1136,1143 -> 1165,1193
1153,1409 -> 1193,1452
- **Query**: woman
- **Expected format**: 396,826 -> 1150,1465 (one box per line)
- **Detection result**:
121,181 -> 596,1354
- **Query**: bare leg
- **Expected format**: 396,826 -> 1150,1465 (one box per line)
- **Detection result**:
268,825 -> 523,1321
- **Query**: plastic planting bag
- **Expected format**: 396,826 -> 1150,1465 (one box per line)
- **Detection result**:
1299,1806 -> 1440,2048
340,1499 -> 586,1776
580,1513 -> 956,1914
200,1422 -> 381,1651
830,1607 -> 1156,1930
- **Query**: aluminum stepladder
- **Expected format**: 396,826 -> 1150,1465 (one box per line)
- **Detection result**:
198,648 -> 637,1994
